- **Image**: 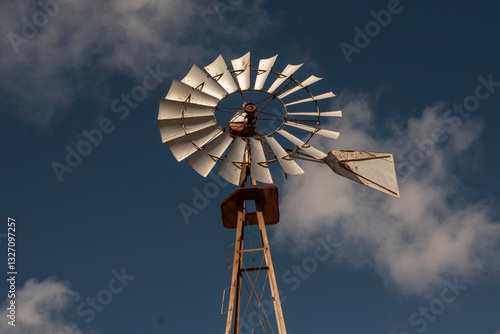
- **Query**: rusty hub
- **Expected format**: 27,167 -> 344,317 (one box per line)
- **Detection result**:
244,103 -> 257,113
229,103 -> 258,137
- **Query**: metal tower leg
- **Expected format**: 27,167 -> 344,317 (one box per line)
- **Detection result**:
222,184 -> 287,334
225,201 -> 245,334
255,200 -> 287,334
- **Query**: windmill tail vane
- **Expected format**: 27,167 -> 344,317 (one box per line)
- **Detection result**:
158,51 -> 400,198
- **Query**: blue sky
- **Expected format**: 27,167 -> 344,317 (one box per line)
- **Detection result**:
1,0 -> 500,333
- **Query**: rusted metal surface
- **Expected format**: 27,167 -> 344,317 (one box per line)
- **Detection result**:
277,74 -> 323,99
166,80 -> 219,106
267,63 -> 303,93
254,198 -> 287,334
222,172 -> 286,334
265,136 -> 305,175
220,185 -> 279,229
204,54 -> 238,94
277,129 -> 327,160
231,52 -> 251,90
181,64 -> 227,100
249,138 -> 273,184
166,126 -> 222,161
224,195 -> 244,334
286,110 -> 342,117
325,150 -> 400,198
284,91 -> 336,106
284,120 -> 340,140
187,133 -> 233,177
228,104 -> 257,138
218,138 -> 247,185
254,54 -> 277,90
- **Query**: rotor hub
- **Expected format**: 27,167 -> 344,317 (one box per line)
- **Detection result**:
244,103 -> 257,113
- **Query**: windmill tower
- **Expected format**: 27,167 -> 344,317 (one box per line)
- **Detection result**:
157,52 -> 400,334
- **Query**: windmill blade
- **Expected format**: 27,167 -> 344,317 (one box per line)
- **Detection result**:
218,138 -> 247,185
265,136 -> 304,175
166,80 -> 220,107
276,129 -> 327,160
204,54 -> 238,94
277,75 -> 323,99
188,132 -> 233,177
249,138 -> 273,184
230,109 -> 246,122
158,99 -> 214,120
287,110 -> 342,117
166,125 -> 222,161
325,150 -> 400,198
267,64 -> 303,93
181,64 -> 227,100
158,117 -> 216,142
284,92 -> 336,106
284,121 -> 340,140
254,54 -> 278,90
231,52 -> 251,90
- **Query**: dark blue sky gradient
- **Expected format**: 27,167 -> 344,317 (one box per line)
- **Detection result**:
1,0 -> 500,333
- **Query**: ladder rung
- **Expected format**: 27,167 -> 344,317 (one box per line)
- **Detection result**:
239,266 -> 269,272
239,247 -> 266,253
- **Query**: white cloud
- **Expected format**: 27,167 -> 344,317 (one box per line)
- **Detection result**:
0,277 -> 87,334
0,0 -> 274,125
274,91 -> 500,297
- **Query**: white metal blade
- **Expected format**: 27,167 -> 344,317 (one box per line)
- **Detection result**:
166,125 -> 222,161
181,64 -> 227,100
284,92 -> 336,106
187,132 -> 233,177
287,110 -> 342,117
277,75 -> 323,99
218,138 -> 247,185
166,80 -> 219,107
284,121 -> 340,140
158,117 -> 216,142
204,54 -> 238,94
254,54 -> 278,90
325,150 -> 400,198
267,64 -> 303,94
249,138 -> 273,184
231,52 -> 251,90
276,129 -> 327,159
158,99 -> 214,120
265,136 -> 304,175
230,109 -> 246,123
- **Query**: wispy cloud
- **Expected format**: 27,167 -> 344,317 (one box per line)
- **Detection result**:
0,277 -> 90,334
0,0 -> 274,126
274,90 -> 500,297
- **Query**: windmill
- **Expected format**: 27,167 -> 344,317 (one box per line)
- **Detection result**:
157,52 -> 400,334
